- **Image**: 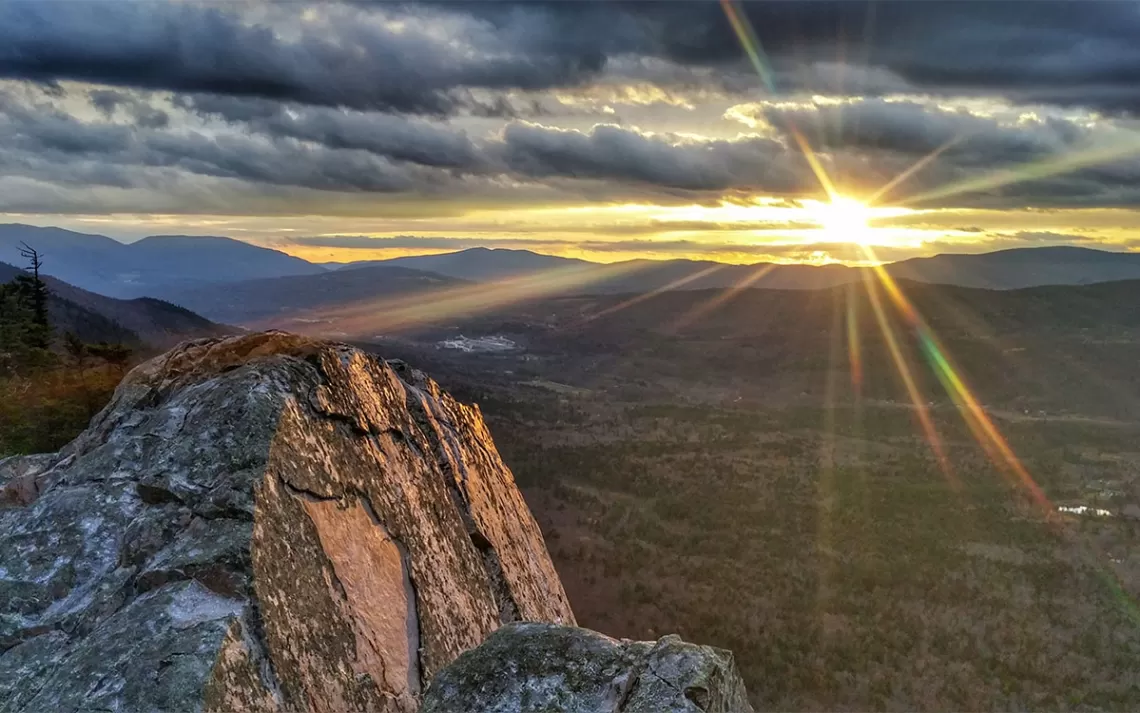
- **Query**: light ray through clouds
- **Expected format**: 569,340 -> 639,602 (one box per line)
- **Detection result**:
721,0 -> 837,199
866,135 -> 967,205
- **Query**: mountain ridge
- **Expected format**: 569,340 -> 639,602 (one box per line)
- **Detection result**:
294,244 -> 1140,292
4,222 -> 1139,304
0,260 -> 231,347
0,225 -> 324,298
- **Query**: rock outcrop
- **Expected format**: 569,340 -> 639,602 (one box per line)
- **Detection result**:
0,332 -> 754,713
0,332 -> 573,712
421,623 -> 754,713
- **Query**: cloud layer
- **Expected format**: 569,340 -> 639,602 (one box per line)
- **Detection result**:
3,0 -> 1140,259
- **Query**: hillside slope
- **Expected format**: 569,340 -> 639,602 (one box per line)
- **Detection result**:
158,264 -> 464,324
0,224 -> 323,298
0,261 -> 231,346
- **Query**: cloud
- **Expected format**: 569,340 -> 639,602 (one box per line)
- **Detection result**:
7,0 -> 1140,227
88,88 -> 170,129
748,98 -> 1084,165
498,122 -> 808,194
995,231 -> 1098,245
180,95 -> 484,171
0,2 -> 622,115
0,90 -> 428,194
6,1 -> 1140,119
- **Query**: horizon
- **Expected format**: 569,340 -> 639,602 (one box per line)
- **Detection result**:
4,2 -> 1140,266
3,220 -> 1136,270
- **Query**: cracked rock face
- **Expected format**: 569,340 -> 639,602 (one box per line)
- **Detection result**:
0,332 -> 574,713
420,622 -> 755,713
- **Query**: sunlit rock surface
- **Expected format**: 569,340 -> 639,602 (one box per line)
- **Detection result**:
0,332 -> 574,712
421,622 -> 754,713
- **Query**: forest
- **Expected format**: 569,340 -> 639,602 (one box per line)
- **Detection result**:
0,246 -> 131,455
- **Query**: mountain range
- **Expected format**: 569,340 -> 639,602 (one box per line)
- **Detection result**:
0,261 -> 230,347
0,224 -> 323,298
6,223 -> 1140,328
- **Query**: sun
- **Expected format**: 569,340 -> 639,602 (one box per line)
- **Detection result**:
806,195 -> 873,244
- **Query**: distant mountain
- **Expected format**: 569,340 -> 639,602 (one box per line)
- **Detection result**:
334,248 -> 593,281
156,245 -> 1140,338
6,221 -> 1140,303
886,246 -> 1140,289
0,262 -> 231,347
128,235 -> 325,286
0,224 -> 325,298
159,264 -> 464,325
335,246 -> 1140,293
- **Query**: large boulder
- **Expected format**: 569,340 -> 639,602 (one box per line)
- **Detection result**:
421,622 -> 754,713
0,332 -> 575,712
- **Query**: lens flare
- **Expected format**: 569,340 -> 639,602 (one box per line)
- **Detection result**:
901,139 -> 1140,207
861,270 -> 956,484
861,247 -> 1050,508
721,0 -> 838,200
845,281 -> 863,391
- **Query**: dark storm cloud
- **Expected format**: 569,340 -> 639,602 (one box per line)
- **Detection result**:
0,91 -> 421,193
88,89 -> 170,129
0,1 -> 616,115
499,123 -> 808,194
757,99 -> 1086,165
608,1 -> 1140,113
3,1 -> 1139,116
182,95 -> 484,170
0,89 -> 812,200
10,82 -> 1140,211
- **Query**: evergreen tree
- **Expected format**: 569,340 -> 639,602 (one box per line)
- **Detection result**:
16,243 -> 50,350
0,246 -> 53,373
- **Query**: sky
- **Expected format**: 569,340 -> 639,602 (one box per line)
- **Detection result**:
4,0 -> 1140,265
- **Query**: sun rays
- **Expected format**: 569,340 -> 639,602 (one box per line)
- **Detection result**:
716,0 -> 1140,624
716,0 -> 1064,509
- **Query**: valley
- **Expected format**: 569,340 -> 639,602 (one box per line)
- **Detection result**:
350,282 -> 1140,710
5,240 -> 1140,709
